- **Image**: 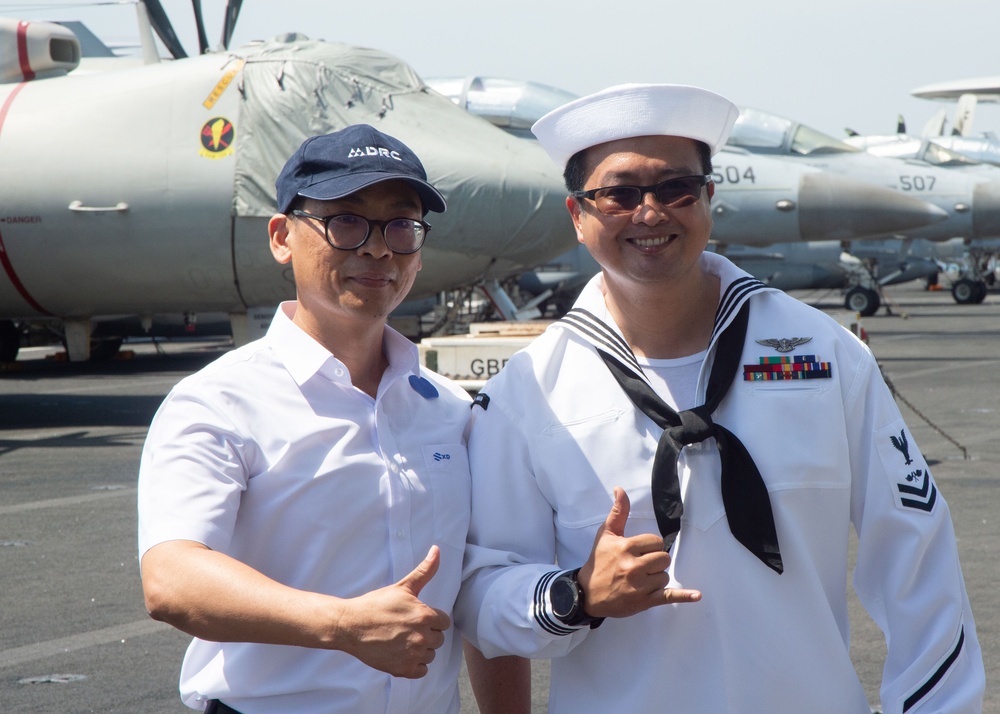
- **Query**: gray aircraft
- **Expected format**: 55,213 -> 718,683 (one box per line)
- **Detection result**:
0,10 -> 576,362
726,107 -> 1000,309
843,127 -> 1000,304
728,108 -> 1000,244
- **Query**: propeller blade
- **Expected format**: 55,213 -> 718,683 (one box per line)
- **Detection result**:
191,0 -> 210,54
221,0 -> 245,49
142,0 -> 188,59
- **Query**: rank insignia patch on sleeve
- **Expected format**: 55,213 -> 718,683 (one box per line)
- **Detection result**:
876,422 -> 938,513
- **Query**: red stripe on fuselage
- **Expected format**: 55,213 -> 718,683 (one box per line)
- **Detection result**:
0,82 -> 53,316
17,22 -> 36,81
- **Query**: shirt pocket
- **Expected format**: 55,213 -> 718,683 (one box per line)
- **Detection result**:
421,444 -> 471,550
739,385 -> 850,490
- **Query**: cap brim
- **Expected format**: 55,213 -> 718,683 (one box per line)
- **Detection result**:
297,172 -> 447,213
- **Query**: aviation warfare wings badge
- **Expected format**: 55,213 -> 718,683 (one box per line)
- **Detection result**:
755,337 -> 812,353
876,422 -> 937,513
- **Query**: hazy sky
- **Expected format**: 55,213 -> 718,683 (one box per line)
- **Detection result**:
9,0 -> 1000,140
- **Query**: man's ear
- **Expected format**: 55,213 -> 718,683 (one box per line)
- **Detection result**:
269,214 -> 292,265
567,196 -> 586,245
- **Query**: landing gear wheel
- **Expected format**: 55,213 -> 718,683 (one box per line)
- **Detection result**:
951,278 -> 980,305
88,337 -> 123,361
0,320 -> 19,362
973,281 -> 988,304
845,287 -> 880,317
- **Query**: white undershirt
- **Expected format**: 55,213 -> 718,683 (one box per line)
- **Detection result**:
637,349 -> 707,411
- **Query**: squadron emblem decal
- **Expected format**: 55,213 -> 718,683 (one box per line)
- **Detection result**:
876,422 -> 938,514
199,117 -> 235,159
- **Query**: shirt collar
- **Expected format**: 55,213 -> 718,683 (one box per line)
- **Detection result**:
266,302 -> 420,388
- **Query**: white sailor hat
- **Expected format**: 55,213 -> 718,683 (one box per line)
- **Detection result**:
530,83 -> 739,170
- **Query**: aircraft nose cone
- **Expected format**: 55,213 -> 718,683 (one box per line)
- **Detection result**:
797,173 -> 948,241
972,181 -> 1000,237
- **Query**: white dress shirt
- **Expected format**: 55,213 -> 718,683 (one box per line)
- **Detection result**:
139,302 -> 472,713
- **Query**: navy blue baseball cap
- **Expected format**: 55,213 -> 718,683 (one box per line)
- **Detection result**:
275,124 -> 447,214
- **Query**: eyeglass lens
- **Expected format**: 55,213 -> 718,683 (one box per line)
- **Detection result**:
327,214 -> 426,253
594,176 -> 707,215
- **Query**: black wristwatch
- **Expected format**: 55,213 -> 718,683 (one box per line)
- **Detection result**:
549,568 -> 604,629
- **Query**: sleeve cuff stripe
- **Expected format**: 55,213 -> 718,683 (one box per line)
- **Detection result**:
902,625 -> 965,712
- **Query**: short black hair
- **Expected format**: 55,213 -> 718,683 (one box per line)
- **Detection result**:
563,139 -> 713,193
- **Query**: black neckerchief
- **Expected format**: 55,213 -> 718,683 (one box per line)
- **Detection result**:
560,287 -> 783,574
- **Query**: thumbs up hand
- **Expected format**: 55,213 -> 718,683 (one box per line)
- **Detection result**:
334,545 -> 451,679
397,544 -> 442,598
576,488 -> 702,619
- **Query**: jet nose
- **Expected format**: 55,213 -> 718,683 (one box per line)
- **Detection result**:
797,173 -> 948,241
972,181 -> 1000,238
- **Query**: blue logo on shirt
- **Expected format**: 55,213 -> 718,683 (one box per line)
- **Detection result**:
433,452 -> 451,461
409,374 -> 439,399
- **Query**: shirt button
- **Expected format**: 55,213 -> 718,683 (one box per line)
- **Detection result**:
334,367 -> 345,377
395,529 -> 405,539
389,462 -> 399,473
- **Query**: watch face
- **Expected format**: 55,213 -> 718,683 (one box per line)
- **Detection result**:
550,577 -> 578,619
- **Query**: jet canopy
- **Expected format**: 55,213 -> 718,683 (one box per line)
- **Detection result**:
730,108 -> 860,156
427,76 -> 578,138
848,135 -> 982,167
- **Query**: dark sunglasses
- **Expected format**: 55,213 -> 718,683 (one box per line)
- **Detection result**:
573,174 -> 711,215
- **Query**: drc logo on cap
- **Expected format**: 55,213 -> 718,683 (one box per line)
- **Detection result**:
199,117 -> 235,159
347,146 -> 403,161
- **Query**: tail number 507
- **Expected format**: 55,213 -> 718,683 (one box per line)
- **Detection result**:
899,175 -> 936,191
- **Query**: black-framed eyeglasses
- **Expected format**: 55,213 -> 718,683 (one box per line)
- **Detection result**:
291,210 -> 430,254
572,174 -> 711,215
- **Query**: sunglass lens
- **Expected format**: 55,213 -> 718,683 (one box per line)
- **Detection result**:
654,177 -> 702,206
595,187 -> 642,215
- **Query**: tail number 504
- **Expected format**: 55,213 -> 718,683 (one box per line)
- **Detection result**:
711,166 -> 756,184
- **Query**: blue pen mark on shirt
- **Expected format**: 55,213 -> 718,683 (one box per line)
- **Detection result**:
409,374 -> 439,399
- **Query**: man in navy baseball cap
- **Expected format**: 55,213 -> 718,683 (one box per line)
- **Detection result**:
138,124 -> 483,713
276,124 -> 446,214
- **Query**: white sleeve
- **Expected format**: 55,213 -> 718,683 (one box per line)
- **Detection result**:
137,386 -> 249,560
454,385 -> 591,659
847,355 -> 985,713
